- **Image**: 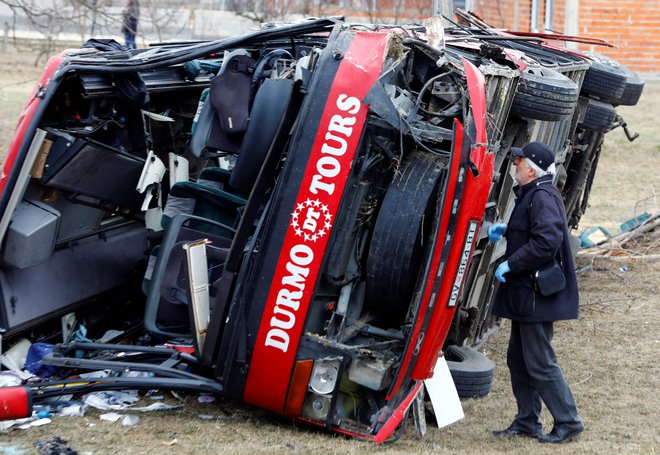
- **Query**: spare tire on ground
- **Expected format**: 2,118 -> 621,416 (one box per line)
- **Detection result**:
445,345 -> 495,398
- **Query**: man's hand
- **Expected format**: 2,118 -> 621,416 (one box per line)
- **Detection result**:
495,261 -> 510,282
487,223 -> 507,242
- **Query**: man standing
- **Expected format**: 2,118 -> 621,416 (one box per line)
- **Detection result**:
121,0 -> 140,49
489,142 -> 584,443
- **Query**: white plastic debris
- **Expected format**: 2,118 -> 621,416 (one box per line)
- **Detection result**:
58,404 -> 85,417
0,371 -> 24,387
83,391 -> 140,411
0,442 -> 30,454
0,338 -> 33,380
121,415 -> 139,426
198,393 -> 215,404
99,413 -> 123,423
78,371 -> 109,379
0,418 -> 32,433
85,395 -> 127,411
132,402 -> 182,412
17,418 -> 51,429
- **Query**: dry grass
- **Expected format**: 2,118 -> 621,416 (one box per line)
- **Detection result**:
578,81 -> 660,234
0,45 -> 659,454
0,50 -> 41,158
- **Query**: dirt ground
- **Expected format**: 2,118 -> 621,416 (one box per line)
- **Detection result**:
0,45 -> 659,454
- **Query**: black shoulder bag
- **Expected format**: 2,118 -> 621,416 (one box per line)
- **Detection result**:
534,258 -> 565,296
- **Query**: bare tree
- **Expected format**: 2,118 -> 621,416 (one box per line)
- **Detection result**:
1,0 -> 99,64
227,0 -> 287,24
0,0 -> 193,63
142,0 -> 188,43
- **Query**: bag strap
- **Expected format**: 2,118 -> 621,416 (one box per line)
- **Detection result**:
528,182 -> 565,266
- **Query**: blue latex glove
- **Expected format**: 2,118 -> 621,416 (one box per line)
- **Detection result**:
495,261 -> 510,283
487,223 -> 507,242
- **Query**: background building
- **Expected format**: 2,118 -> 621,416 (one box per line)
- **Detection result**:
1,0 -> 656,73
463,0 -> 658,73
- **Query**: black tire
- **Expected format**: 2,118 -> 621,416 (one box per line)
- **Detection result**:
617,65 -> 645,106
455,381 -> 493,391
455,384 -> 493,398
580,52 -> 632,105
445,345 -> 495,398
511,66 -> 579,121
365,152 -> 445,322
450,374 -> 493,386
579,98 -> 616,132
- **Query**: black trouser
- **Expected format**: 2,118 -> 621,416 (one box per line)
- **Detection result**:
507,320 -> 582,432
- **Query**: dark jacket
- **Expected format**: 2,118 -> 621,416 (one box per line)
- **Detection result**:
121,1 -> 140,35
492,174 -> 579,322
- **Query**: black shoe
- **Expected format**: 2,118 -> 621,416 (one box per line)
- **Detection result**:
493,424 -> 541,438
538,422 -> 584,443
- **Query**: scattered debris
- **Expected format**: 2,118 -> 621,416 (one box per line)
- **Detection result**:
0,371 -> 24,387
36,410 -> 51,419
198,393 -> 215,404
83,391 -> 139,411
579,211 -> 659,261
132,402 -> 182,412
121,415 -> 139,427
579,226 -> 612,248
34,436 -> 78,455
0,339 -> 33,380
17,418 -> 51,429
0,443 -> 30,455
99,413 -> 122,423
58,405 -> 85,418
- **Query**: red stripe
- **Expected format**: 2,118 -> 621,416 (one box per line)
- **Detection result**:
388,58 -> 493,395
412,59 -> 493,378
374,382 -> 423,443
386,120 -> 465,399
243,32 -> 389,413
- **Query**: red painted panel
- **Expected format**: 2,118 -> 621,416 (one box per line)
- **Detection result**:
386,119 -> 464,399
412,59 -> 494,378
243,31 -> 389,413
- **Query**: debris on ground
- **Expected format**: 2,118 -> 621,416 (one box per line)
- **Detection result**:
578,211 -> 660,261
121,415 -> 139,426
0,442 -> 30,455
34,436 -> 78,455
99,412 -> 121,423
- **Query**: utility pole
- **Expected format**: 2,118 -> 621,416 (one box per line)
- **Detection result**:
432,0 -> 454,26
564,0 -> 579,49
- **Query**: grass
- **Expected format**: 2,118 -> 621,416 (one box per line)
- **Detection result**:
578,82 -> 660,233
0,44 -> 658,454
0,51 -> 42,159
